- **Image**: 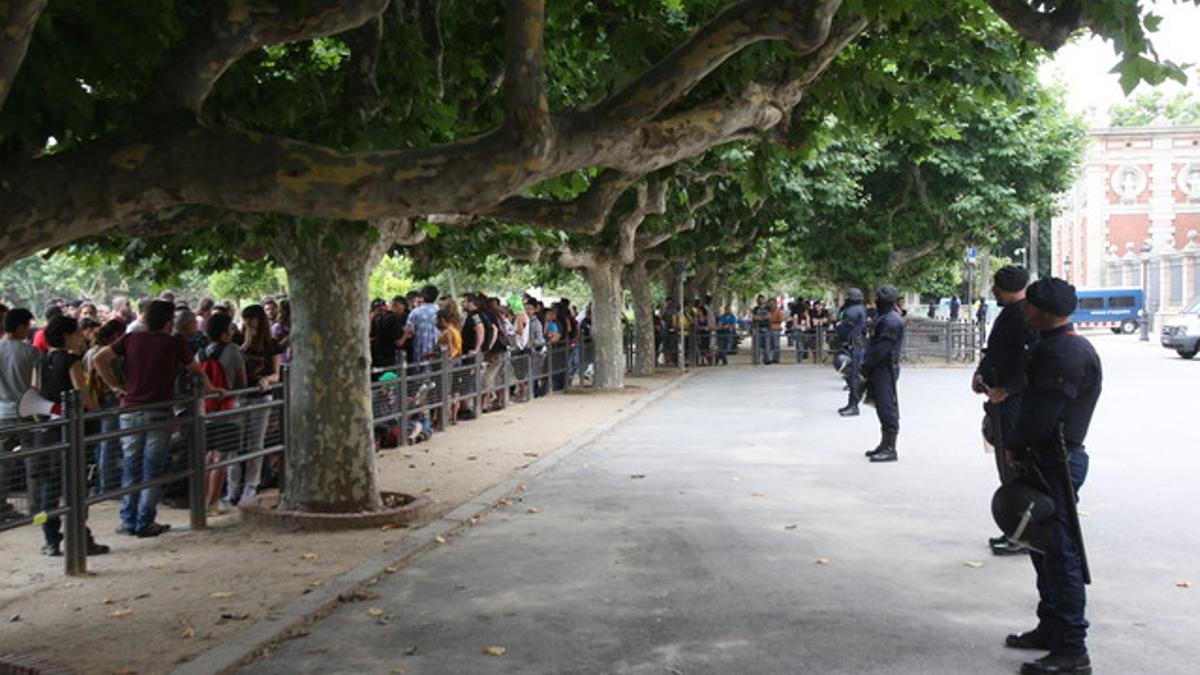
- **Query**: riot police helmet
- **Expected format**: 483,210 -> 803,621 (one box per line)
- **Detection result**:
991,478 -> 1057,553
845,287 -> 865,303
875,285 -> 899,305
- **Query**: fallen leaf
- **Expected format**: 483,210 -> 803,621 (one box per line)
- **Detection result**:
103,596 -> 116,605
148,562 -> 164,570
381,524 -> 393,531
483,646 -> 507,656
526,507 -> 540,514
814,558 -> 831,566
731,476 -> 741,482
110,608 -> 134,618
309,580 -> 324,588
1177,581 -> 1192,589
404,646 -> 419,656
338,589 -> 380,602
523,452 -> 539,458
210,591 -> 234,599
466,456 -> 478,461
784,524 -> 798,530
962,561 -> 985,569
629,474 -> 646,479
435,536 -> 447,544
368,608 -> 386,617
299,552 -> 319,561
391,668 -> 407,674
180,626 -> 196,640
751,492 -> 766,497
384,566 -> 398,574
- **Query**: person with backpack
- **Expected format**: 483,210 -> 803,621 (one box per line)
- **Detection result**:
26,316 -> 111,556
197,313 -> 247,514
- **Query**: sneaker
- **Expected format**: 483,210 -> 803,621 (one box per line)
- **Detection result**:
114,524 -> 136,536
135,522 -> 172,538
41,542 -> 62,557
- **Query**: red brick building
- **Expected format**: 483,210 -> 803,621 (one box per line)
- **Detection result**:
1052,124 -> 1200,319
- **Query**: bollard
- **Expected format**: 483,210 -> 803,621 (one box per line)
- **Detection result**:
188,374 -> 208,531
398,359 -> 409,447
63,390 -> 88,576
500,351 -> 511,408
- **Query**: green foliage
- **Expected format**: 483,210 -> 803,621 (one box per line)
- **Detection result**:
1109,78 -> 1200,126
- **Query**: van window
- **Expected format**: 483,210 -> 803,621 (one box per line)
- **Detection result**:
1108,296 -> 1136,308
1078,297 -> 1104,309
1184,297 -> 1200,314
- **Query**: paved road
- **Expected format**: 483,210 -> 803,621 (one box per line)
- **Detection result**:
242,332 -> 1200,675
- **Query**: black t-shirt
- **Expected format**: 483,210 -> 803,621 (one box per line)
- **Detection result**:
243,340 -> 283,384
483,313 -> 506,354
461,312 -> 481,354
371,312 -> 403,367
39,350 -> 80,405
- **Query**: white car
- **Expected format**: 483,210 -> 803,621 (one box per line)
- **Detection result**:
1161,296 -> 1200,360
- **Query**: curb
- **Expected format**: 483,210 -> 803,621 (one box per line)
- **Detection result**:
169,369 -> 696,675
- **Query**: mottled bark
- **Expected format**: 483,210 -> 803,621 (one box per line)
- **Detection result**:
275,225 -> 384,513
984,0 -> 1086,52
627,259 -> 658,376
584,261 -> 627,390
0,0 -> 47,113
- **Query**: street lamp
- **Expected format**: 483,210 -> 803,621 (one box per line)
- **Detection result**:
1014,247 -> 1027,269
1062,255 -> 1071,283
1139,238 -> 1153,342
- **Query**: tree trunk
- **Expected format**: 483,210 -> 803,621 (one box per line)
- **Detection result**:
280,234 -> 382,513
584,261 -> 626,390
628,259 -> 657,376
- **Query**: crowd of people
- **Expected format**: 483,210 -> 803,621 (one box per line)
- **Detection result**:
0,287 -> 598,557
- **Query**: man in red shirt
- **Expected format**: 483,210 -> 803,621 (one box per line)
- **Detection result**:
94,300 -> 220,537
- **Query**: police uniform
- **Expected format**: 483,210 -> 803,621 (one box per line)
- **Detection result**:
836,289 -> 868,416
863,285 -> 904,462
1003,278 -> 1101,675
975,267 -> 1038,554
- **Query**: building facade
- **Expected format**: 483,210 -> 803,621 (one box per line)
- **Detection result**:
1052,124 -> 1200,320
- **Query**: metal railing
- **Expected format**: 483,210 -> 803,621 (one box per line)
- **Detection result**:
900,319 -> 980,364
2,339 -> 604,576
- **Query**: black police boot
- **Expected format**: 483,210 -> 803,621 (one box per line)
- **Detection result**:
1019,650 -> 1091,675
838,404 -> 859,417
988,533 -> 1009,547
869,432 -> 897,462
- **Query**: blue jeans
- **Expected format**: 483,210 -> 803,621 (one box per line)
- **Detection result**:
795,332 -> 807,363
755,329 -> 771,364
94,410 -> 120,494
119,410 -> 174,532
768,329 -> 781,363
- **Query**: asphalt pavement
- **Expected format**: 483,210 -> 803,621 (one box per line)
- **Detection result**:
239,332 -> 1200,675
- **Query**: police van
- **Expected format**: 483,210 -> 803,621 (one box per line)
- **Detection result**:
1161,296 -> 1200,359
1070,287 -> 1143,334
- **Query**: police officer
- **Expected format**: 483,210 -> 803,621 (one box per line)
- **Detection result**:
974,266 -> 1037,555
1002,277 -> 1101,675
836,288 -> 867,417
863,285 -> 904,462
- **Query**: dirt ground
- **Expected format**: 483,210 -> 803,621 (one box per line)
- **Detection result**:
0,373 -> 677,675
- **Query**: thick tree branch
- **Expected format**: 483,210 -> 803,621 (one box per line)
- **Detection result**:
157,0 -> 390,113
0,0 -> 47,113
481,170 -> 641,234
615,180 -> 670,264
503,0 -> 552,154
984,0 -> 1085,52
588,0 -> 843,129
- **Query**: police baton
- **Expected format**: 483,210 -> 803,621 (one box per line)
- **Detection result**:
1056,423 -> 1091,585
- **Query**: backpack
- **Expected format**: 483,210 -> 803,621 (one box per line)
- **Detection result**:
200,343 -> 234,412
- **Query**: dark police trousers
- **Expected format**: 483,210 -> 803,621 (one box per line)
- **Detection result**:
846,345 -> 864,407
868,363 -> 899,434
1031,446 -> 1090,654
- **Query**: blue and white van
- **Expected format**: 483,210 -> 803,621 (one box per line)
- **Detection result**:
1070,287 -> 1143,334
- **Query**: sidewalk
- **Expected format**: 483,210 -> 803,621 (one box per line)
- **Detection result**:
0,372 -> 680,675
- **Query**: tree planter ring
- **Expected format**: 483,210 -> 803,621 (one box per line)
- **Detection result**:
239,490 -> 433,531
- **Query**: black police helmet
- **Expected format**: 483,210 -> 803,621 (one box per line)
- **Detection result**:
846,288 -> 864,303
875,285 -> 899,305
991,478 -> 1057,553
